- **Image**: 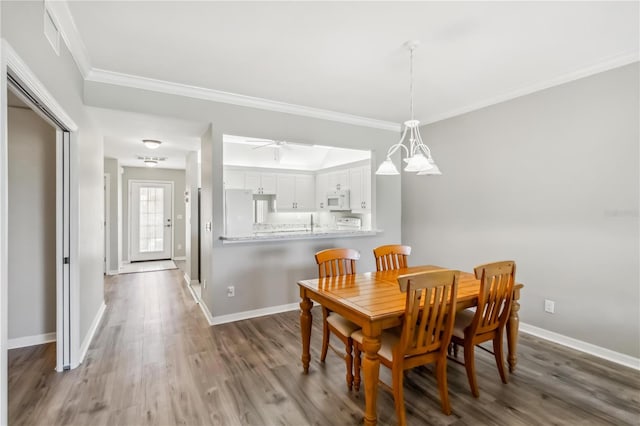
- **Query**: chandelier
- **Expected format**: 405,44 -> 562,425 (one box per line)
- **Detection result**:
376,41 -> 441,176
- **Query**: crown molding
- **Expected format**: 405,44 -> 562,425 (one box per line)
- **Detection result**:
423,50 -> 640,125
44,0 -> 92,78
41,0 -> 638,132
86,68 -> 401,132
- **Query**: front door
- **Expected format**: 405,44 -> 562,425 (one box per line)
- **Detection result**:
130,181 -> 173,261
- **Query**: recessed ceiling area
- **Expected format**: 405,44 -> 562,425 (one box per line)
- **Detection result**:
89,107 -> 207,169
223,135 -> 370,171
68,1 -> 639,124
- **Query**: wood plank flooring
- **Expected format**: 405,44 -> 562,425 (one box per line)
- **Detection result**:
8,268 -> 640,425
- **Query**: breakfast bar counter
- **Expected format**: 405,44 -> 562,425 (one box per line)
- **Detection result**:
220,228 -> 380,243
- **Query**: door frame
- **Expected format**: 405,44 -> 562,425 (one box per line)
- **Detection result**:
127,179 -> 175,262
104,174 -> 111,274
1,40 -> 80,425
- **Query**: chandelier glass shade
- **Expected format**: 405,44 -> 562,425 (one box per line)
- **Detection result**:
376,41 -> 440,176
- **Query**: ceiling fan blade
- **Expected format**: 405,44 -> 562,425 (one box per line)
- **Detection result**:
252,142 -> 278,150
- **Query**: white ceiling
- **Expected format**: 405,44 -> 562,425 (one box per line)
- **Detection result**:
223,135 -> 370,171
68,1 -> 638,125
89,107 -> 206,169
55,2 -> 638,170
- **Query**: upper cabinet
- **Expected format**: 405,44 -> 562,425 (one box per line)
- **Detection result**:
315,173 -> 328,210
276,174 -> 315,211
326,170 -> 349,191
245,172 -> 276,194
224,162 -> 370,213
349,165 -> 371,212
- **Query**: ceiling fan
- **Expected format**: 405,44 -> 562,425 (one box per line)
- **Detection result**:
251,140 -> 289,150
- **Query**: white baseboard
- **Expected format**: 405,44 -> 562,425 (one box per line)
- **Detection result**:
199,300 -> 215,325
173,256 -> 186,261
78,301 -> 106,365
211,302 -> 301,326
7,332 -> 56,349
107,269 -> 119,276
520,322 -> 640,371
183,272 -> 190,286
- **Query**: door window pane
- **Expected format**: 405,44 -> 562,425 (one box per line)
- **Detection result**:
139,187 -> 164,252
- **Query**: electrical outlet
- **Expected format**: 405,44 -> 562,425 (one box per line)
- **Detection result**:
227,286 -> 235,297
544,299 -> 555,314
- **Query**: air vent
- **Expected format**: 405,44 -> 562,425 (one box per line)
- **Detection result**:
44,8 -> 60,56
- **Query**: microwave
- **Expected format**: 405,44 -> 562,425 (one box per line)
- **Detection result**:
326,190 -> 350,211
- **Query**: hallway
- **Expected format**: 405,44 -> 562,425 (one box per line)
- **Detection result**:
8,269 -> 640,425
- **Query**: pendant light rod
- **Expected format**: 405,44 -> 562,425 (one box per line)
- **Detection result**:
375,40 -> 441,176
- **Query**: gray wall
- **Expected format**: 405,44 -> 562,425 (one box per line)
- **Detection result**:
2,2 -> 104,351
122,167 -> 186,261
103,158 -> 119,273
84,82 -> 402,317
402,63 -> 639,357
184,151 -> 199,282
7,107 -> 56,339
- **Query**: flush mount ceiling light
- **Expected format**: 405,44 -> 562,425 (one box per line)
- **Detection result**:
142,139 -> 162,149
138,155 -> 167,167
376,41 -> 441,176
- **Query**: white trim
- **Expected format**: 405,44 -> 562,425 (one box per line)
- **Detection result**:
3,41 -> 78,131
54,129 -> 64,373
7,332 -> 56,350
183,272 -> 190,286
173,256 -> 186,261
424,52 -> 640,125
76,301 -> 106,367
198,300 -> 215,326
211,302 -> 301,326
44,0 -> 92,78
107,270 -> 119,276
86,68 -> 401,132
0,38 -> 8,426
103,174 -> 110,275
520,322 -> 640,371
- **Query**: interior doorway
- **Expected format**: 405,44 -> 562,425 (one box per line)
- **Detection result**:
5,75 -> 73,374
129,180 -> 174,262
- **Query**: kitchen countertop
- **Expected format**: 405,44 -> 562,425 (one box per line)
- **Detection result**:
220,228 -> 380,243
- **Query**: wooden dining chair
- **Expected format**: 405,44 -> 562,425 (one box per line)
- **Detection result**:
315,248 -> 361,391
352,269 -> 459,424
373,244 -> 411,271
450,260 -> 516,398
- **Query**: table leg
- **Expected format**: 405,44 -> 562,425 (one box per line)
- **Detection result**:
362,331 -> 381,426
506,287 -> 521,373
300,296 -> 313,374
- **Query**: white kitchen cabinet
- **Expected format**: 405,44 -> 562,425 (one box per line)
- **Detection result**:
327,170 -> 349,191
245,172 -> 276,194
276,174 -> 315,211
315,173 -> 328,210
295,174 -> 315,210
349,165 -> 372,211
224,170 -> 245,189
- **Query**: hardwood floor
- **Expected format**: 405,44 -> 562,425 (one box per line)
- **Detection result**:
8,269 -> 640,425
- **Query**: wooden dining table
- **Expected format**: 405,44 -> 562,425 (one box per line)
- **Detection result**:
297,265 -> 524,426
